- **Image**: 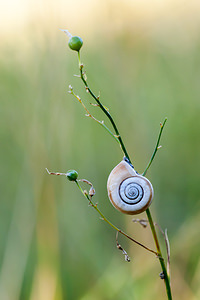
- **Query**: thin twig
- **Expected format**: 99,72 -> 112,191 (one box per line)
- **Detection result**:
69,87 -> 120,144
165,229 -> 171,279
142,118 -> 167,176
116,232 -> 131,262
154,224 -> 171,277
78,179 -> 96,197
146,208 -> 172,299
75,180 -> 158,256
77,52 -> 131,163
133,217 -> 171,280
45,168 -> 66,176
132,219 -> 148,228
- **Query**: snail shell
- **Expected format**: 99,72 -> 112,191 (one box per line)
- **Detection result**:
107,160 -> 154,215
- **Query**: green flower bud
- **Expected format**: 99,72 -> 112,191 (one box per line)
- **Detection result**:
66,170 -> 78,181
68,36 -> 83,52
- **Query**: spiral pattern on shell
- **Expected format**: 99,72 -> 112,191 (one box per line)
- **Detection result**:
107,160 -> 154,215
119,178 -> 144,204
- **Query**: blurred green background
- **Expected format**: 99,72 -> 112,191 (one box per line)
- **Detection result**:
1,0 -> 200,299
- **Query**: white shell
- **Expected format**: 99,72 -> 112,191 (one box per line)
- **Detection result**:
107,160 -> 154,215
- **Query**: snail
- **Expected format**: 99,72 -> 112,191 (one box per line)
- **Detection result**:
107,160 -> 154,215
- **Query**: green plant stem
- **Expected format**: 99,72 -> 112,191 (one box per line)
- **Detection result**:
142,118 -> 167,176
76,180 -> 158,256
146,208 -> 172,300
70,89 -> 120,144
76,52 -> 172,300
78,51 -> 131,162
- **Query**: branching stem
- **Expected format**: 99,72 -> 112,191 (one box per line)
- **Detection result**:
75,50 -> 172,300
69,89 -> 120,144
78,52 -> 131,162
75,180 -> 158,256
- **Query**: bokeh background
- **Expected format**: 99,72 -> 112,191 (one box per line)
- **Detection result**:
1,0 -> 200,299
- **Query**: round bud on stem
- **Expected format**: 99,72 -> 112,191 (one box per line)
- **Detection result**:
66,170 -> 78,181
68,36 -> 83,52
